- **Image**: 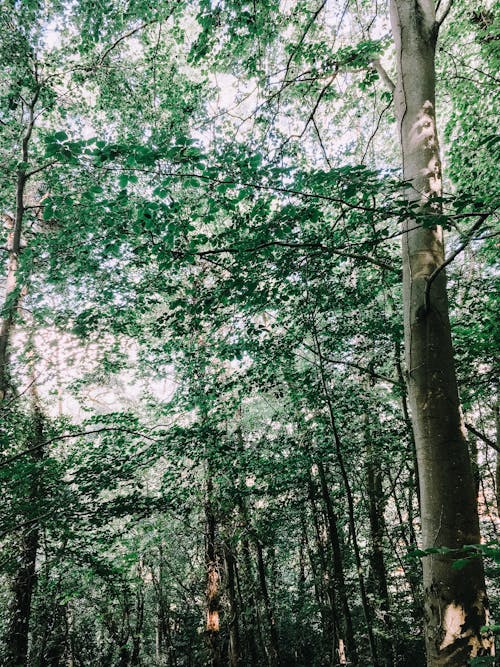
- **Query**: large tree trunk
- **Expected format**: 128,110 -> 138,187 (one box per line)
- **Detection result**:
389,2 -> 492,664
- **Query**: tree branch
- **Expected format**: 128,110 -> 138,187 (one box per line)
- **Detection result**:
424,212 -> 493,312
371,60 -> 395,93
25,160 -> 58,179
96,21 -> 157,66
465,422 -> 499,454
436,0 -> 453,28
0,427 -> 161,468
190,240 -> 399,273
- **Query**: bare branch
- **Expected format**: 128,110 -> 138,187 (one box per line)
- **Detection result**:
371,60 -> 395,93
424,212 -> 494,311
465,422 -> 499,454
436,0 -> 453,28
0,427 -> 161,468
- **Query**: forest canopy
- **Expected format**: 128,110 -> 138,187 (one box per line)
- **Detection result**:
0,1 -> 498,666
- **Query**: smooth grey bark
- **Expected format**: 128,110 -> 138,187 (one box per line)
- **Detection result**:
389,1 -> 492,664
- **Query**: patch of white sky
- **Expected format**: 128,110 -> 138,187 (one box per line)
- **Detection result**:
11,323 -> 175,422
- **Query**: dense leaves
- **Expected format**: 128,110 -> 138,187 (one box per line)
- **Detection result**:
0,1 -> 498,666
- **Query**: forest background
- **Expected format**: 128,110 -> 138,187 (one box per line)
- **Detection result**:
0,1 -> 498,666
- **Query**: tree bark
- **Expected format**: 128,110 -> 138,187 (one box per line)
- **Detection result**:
495,398 -> 500,516
205,473 -> 222,667
0,90 -> 38,400
389,2 -> 492,663
5,403 -> 44,666
255,540 -> 280,667
316,462 -> 357,665
365,438 -> 395,666
224,544 -> 241,667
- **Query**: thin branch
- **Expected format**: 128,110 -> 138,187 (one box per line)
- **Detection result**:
312,116 -> 332,168
361,96 -> 393,163
191,240 -> 398,273
25,160 -> 59,179
465,422 -> 499,454
371,60 -> 395,93
0,512 -> 52,540
285,0 -> 328,77
96,21 -> 156,66
436,0 -> 453,28
424,212 -> 493,311
0,427 -> 161,468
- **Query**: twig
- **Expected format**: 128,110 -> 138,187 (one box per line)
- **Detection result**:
0,427 -> 161,468
465,422 -> 499,454
424,212 -> 492,311
371,60 -> 395,93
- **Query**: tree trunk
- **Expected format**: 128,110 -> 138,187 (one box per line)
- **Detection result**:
224,544 -> 241,667
316,462 -> 357,665
255,540 -> 280,667
312,326 -> 378,666
0,90 -> 38,400
495,399 -> 500,516
205,473 -> 222,667
389,2 -> 492,663
6,404 -> 44,666
365,439 -> 395,666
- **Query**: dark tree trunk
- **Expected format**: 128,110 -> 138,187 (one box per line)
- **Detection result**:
225,544 -> 241,667
205,473 -> 222,667
316,462 -> 357,665
6,405 -> 44,667
255,540 -> 280,667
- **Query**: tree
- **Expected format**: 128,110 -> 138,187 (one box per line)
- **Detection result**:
389,1 -> 493,662
1,1 -> 498,665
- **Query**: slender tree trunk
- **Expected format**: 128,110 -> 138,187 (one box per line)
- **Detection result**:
316,462 -> 357,665
6,403 -> 44,666
300,512 -> 336,665
306,480 -> 341,666
390,2 -> 492,663
205,473 -> 222,667
0,90 -> 38,400
495,399 -> 500,516
0,213 -> 19,399
225,544 -> 241,667
255,540 -> 280,667
365,431 -> 395,667
239,533 -> 261,667
312,326 -> 378,666
395,337 -> 421,512
130,585 -> 144,665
